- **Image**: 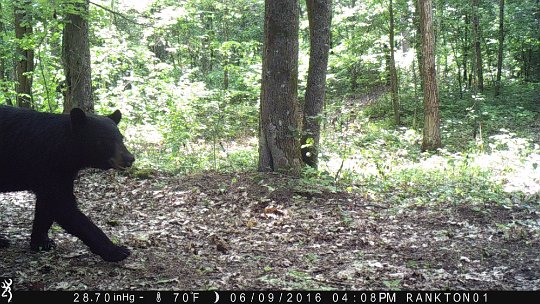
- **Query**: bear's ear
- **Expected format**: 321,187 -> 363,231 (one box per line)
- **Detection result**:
70,108 -> 87,129
108,110 -> 122,125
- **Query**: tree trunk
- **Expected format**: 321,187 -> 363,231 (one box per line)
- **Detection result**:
412,58 -> 422,129
14,1 -> 34,108
451,41 -> 463,98
0,2 -> 11,106
440,15 -> 449,93
301,0 -> 332,168
388,0 -> 400,126
62,0 -> 94,113
414,0 -> 424,91
495,0 -> 504,96
471,0 -> 483,92
520,41 -> 527,79
463,14 -> 470,89
259,0 -> 302,174
223,2 -> 230,91
419,0 -> 441,152
0,56 -> 4,97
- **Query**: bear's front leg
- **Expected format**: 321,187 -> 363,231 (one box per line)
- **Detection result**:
30,195 -> 56,251
43,189 -> 130,262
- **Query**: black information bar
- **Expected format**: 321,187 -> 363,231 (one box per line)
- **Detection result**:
2,290 -> 538,304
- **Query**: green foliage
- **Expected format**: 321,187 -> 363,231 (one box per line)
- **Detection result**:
318,82 -> 539,207
85,0 -> 263,173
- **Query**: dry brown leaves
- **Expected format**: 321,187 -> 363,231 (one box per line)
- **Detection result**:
1,170 -> 539,290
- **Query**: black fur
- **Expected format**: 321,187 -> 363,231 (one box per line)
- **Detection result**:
0,106 -> 135,262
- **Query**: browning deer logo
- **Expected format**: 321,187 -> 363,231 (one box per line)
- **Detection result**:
1,279 -> 12,303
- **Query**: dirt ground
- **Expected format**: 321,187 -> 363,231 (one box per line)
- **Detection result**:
1,170 -> 539,290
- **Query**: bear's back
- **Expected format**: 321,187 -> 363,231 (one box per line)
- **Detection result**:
0,106 -> 73,192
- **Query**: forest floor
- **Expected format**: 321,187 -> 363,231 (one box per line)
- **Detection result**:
1,169 -> 539,290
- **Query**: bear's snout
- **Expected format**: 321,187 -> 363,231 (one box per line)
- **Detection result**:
123,153 -> 135,167
108,141 -> 135,170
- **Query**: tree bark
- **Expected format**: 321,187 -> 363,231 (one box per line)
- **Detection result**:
463,14 -> 470,89
450,39 -> 463,98
388,0 -> 400,126
259,0 -> 302,174
62,0 -> 94,113
301,0 -> 332,168
471,0 -> 483,92
0,2 -> 11,106
14,1 -> 34,108
412,57 -> 419,128
495,0 -> 504,96
414,0 -> 424,92
222,1 -> 230,91
0,56 -> 4,103
419,0 -> 441,152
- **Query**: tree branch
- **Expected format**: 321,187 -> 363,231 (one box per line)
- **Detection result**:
89,1 -> 146,26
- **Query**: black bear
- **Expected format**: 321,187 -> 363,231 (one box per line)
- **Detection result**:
0,106 -> 135,262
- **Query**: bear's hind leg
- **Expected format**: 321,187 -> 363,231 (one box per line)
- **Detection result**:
30,195 -> 56,251
0,234 -> 9,248
49,190 -> 130,262
55,204 -> 130,262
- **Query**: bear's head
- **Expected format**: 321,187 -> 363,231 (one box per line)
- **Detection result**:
70,108 -> 135,170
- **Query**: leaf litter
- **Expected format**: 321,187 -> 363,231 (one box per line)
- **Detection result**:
1,169 -> 539,290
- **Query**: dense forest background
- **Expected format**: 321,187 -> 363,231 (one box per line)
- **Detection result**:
1,0 -> 538,200
0,0 -> 540,290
